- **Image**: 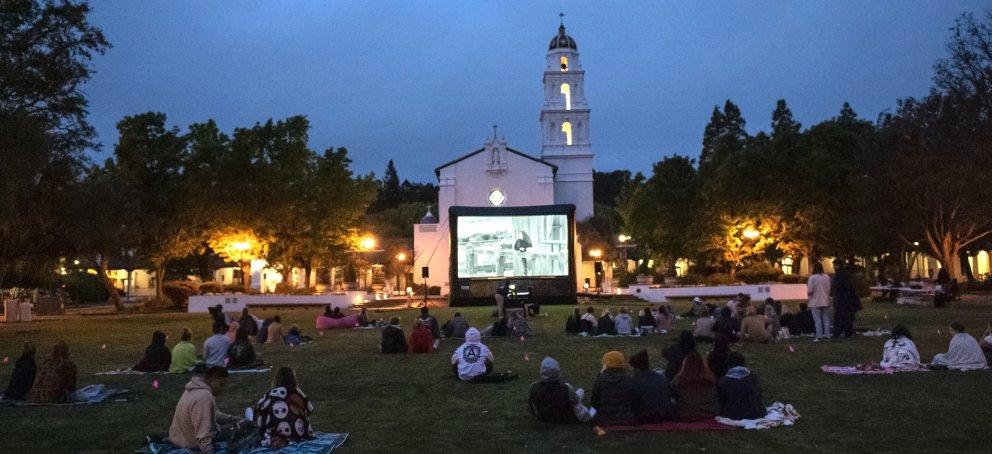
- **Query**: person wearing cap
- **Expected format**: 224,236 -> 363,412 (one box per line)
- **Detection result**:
690,297 -> 707,317
590,351 -> 637,426
629,350 -> 676,423
527,357 -> 593,423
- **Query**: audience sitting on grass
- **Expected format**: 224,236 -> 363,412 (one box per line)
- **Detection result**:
266,316 -> 284,345
629,350 -> 677,423
483,316 -> 509,337
171,328 -> 199,373
717,352 -> 767,420
133,330 -> 172,373
451,328 -> 515,382
26,341 -> 77,404
662,331 -> 697,382
614,308 -> 634,335
225,321 -> 240,344
380,317 -> 407,354
689,297 -> 707,317
357,307 -> 371,327
252,366 -> 315,449
981,323 -> 992,367
692,307 -> 716,342
208,305 -> 231,331
168,365 -> 239,453
204,322 -> 232,368
741,306 -> 772,343
654,306 -> 673,333
795,303 -> 816,336
597,309 -> 617,336
509,310 -> 533,336
257,317 -> 274,344
930,322 -> 990,370
879,325 -> 922,370
442,312 -> 470,339
671,351 -> 719,422
528,357 -> 594,423
227,327 -> 260,369
285,324 -> 310,346
417,307 -> 441,340
2,343 -> 37,401
707,334 -> 733,379
591,351 -> 637,426
763,300 -> 782,338
565,308 -> 583,334
238,308 -> 259,337
713,307 -> 740,343
638,308 -> 656,334
327,307 -> 346,319
409,319 -> 435,353
580,307 -> 598,335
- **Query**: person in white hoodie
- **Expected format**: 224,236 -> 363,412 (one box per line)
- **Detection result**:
451,328 -> 495,381
806,262 -> 832,341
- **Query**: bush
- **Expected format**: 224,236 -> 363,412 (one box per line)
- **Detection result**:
223,284 -> 244,293
199,281 -> 223,294
850,269 -> 871,298
737,264 -> 780,284
60,272 -> 113,304
703,273 -> 737,286
274,283 -> 315,295
162,281 -> 197,309
413,284 -> 441,296
778,274 -> 802,284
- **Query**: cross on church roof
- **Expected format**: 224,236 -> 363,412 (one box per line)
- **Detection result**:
492,124 -> 498,140
559,12 -> 564,25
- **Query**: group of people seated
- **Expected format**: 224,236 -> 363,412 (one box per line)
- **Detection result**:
689,296 -> 816,344
2,341 -> 79,404
379,307 -> 443,354
929,322 -> 991,370
565,306 -> 675,336
528,332 -> 766,426
166,365 -> 315,453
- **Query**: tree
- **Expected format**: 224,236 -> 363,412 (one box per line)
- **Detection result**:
593,170 -> 634,207
699,100 -> 748,173
208,228 -> 270,291
934,10 -> 992,117
708,215 -> 779,280
0,0 -> 108,286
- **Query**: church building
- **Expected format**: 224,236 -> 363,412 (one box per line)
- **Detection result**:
412,22 -> 597,304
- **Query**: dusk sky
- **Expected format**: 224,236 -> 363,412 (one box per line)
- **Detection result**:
84,1 -> 987,182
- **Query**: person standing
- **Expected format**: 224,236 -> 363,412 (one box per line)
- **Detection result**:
831,259 -> 861,339
807,262 -> 832,341
495,281 -> 510,317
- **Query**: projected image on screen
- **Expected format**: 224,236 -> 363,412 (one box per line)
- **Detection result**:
456,214 -> 569,278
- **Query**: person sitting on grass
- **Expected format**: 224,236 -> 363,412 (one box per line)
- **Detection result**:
638,308 -> 656,334
879,325 -> 922,370
706,334 -> 733,380
357,307 -> 372,327
442,312 -> 470,339
796,303 -> 816,336
692,307 -> 716,342
483,316 -> 509,337
591,351 -> 637,426
629,349 -> 676,423
981,323 -> 992,367
168,366 -> 240,454
930,322 -> 990,370
717,352 -> 766,420
409,319 -> 435,353
662,330 -> 697,382
565,308 -> 583,334
713,307 -> 740,343
654,306 -> 673,333
614,307 -> 634,335
256,317 -> 274,344
225,320 -> 240,344
204,322 -> 232,368
417,307 -> 440,339
380,317 -> 407,354
266,316 -> 284,345
528,357 -> 593,423
597,309 -> 617,336
253,367 -> 315,449
509,310 -> 533,337
227,327 -> 260,369
238,308 -> 259,337
285,324 -> 310,346
451,328 -> 516,383
763,299 -> 781,338
671,351 -> 719,422
741,306 -> 772,343
2,343 -> 37,401
688,297 -> 707,317
26,341 -> 77,404
134,330 -> 172,373
580,307 -> 598,335
171,328 -> 199,373
328,306 -> 346,319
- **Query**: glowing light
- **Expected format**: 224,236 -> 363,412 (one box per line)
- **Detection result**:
618,234 -> 630,243
395,252 -> 408,262
589,248 -> 603,258
561,121 -> 573,145
406,286 -> 413,295
231,241 -> 251,251
560,83 -> 571,110
742,228 -> 760,240
560,56 -> 568,71
913,241 -> 920,246
360,236 -> 376,251
73,259 -> 80,265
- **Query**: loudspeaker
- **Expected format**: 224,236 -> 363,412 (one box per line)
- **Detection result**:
421,266 -> 429,279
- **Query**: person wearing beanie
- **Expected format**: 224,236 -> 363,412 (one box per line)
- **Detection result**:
527,357 -> 594,423
590,351 -> 637,426
717,352 -> 767,420
629,349 -> 677,423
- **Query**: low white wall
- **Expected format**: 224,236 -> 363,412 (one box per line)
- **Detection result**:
188,292 -> 368,313
622,284 -> 808,303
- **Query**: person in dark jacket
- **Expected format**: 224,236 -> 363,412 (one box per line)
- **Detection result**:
662,330 -> 697,382
638,308 -> 656,333
257,318 -> 273,344
706,334 -> 732,380
528,357 -> 593,423
227,326 -> 259,368
417,307 -> 441,339
629,350 -> 676,423
380,317 -> 407,354
597,310 -> 616,336
795,303 -> 816,335
831,259 -> 861,339
133,331 -> 172,372
717,352 -> 767,420
2,343 -> 37,401
565,308 -> 582,334
238,308 -> 258,337
591,351 -> 637,426
713,307 -> 740,343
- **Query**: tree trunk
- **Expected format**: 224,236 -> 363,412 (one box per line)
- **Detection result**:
281,266 -> 292,290
97,257 -> 125,312
155,262 -> 166,302
240,261 -> 252,292
303,263 -> 312,288
728,266 -> 737,281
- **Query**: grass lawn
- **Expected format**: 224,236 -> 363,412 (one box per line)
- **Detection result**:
1,300 -> 991,453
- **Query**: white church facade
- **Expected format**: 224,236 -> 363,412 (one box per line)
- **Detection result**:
412,23 -> 598,304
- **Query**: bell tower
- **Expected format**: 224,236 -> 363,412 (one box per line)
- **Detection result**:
540,17 -> 594,220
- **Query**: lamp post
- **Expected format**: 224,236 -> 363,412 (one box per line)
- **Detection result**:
618,234 -> 630,276
358,235 -> 376,290
395,251 -> 407,293
589,248 -> 603,294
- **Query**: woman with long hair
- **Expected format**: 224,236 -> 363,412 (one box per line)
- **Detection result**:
672,351 -> 718,422
253,367 -> 315,449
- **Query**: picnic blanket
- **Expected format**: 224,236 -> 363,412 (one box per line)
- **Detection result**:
821,364 -> 930,375
715,402 -> 800,430
857,329 -> 892,337
96,367 -> 272,376
137,432 -> 348,454
604,419 -> 735,432
2,384 -> 130,406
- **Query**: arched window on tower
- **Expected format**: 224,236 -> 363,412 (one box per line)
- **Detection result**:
561,121 -> 573,146
491,149 -> 499,165
560,56 -> 568,71
560,83 -> 571,110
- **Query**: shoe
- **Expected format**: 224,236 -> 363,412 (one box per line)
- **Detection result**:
813,338 -> 820,343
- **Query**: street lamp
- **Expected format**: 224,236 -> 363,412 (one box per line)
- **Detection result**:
589,248 -> 603,259
360,236 -> 376,251
742,228 -> 760,240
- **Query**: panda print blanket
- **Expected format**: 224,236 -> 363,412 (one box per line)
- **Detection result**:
253,386 -> 316,449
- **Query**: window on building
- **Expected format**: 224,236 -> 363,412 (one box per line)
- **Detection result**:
560,83 -> 571,110
560,56 -> 568,71
781,257 -> 794,275
561,121 -> 573,145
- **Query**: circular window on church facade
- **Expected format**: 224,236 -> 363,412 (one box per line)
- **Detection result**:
488,188 -> 506,206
